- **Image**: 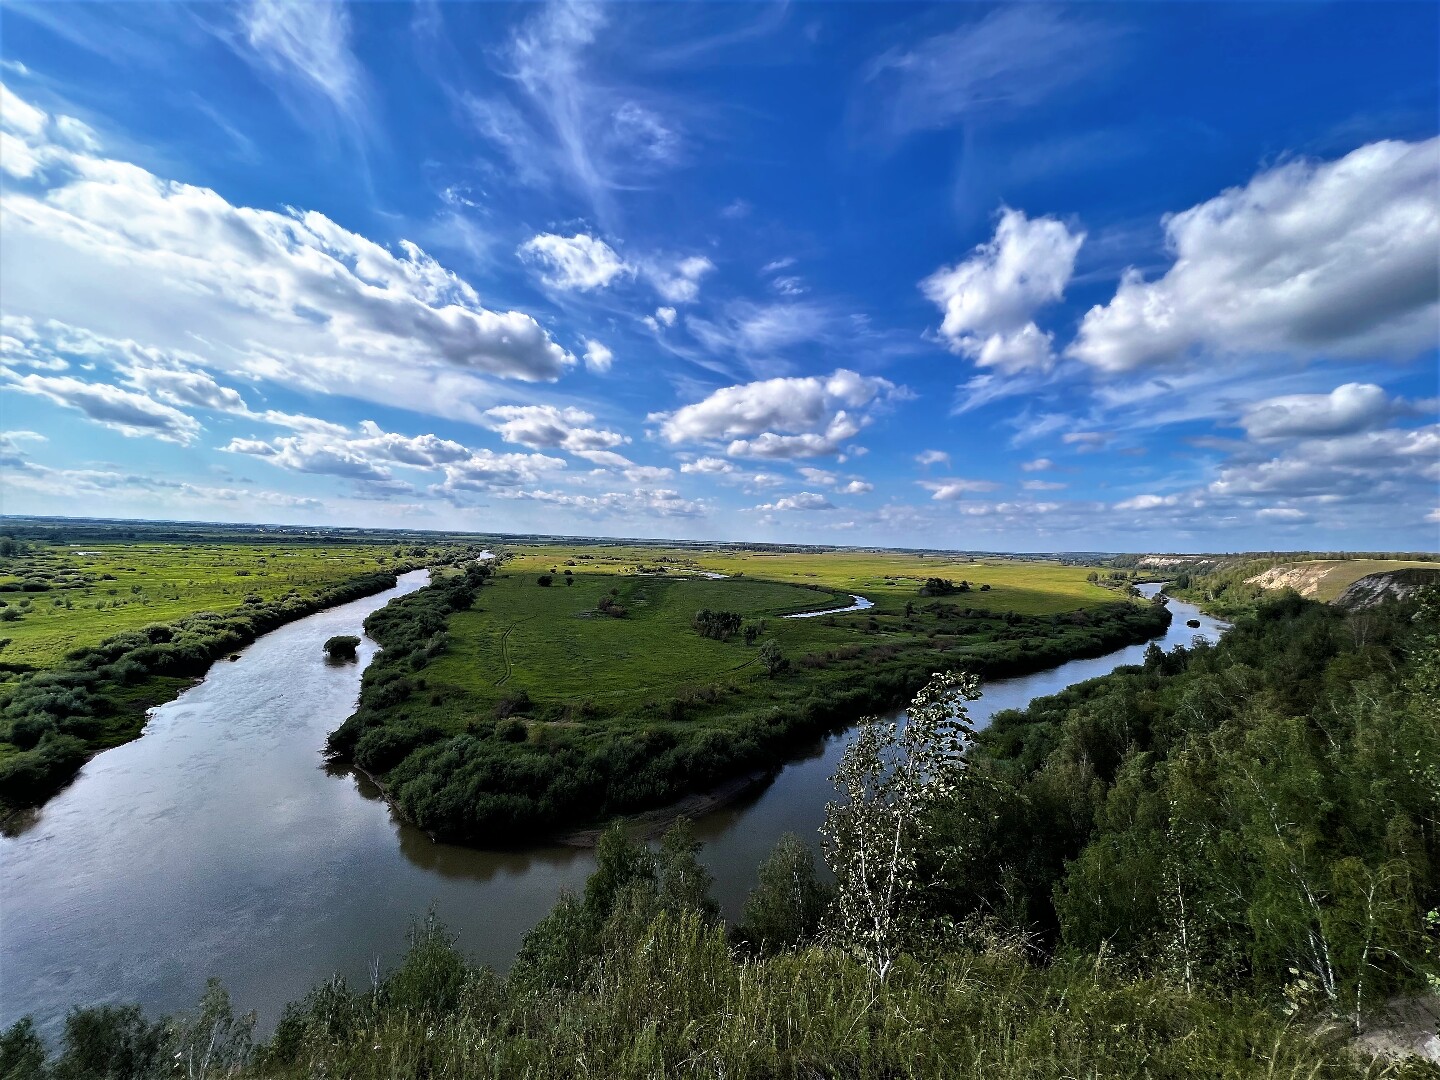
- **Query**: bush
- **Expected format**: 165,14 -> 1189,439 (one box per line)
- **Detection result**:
324,635 -> 362,660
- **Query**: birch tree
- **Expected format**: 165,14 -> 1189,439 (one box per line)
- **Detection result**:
822,670 -> 981,981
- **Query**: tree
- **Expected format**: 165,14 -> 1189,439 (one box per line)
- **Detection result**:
537,575 -> 553,587
822,671 -> 982,980
759,640 -> 788,677
323,635 -> 360,660
741,833 -> 831,952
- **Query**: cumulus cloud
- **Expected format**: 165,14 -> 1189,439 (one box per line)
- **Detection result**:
511,486 -> 707,518
1020,457 -> 1054,471
921,209 -> 1084,373
1070,138 -> 1440,372
1114,493 -> 1180,511
483,404 -> 628,454
518,232 -> 632,290
224,422 -> 486,490
837,479 -> 873,494
3,371 -> 201,444
1207,425 -> 1438,499
916,449 -> 950,467
1238,382 -> 1400,440
582,339 -> 614,373
1022,479 -> 1066,491
753,491 -> 835,512
644,255 -> 715,304
0,82 -> 574,429
679,456 -> 735,475
653,368 -> 896,461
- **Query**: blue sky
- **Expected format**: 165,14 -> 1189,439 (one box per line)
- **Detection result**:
1,1 -> 1436,552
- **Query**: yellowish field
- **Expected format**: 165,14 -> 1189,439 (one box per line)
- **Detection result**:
495,546 -> 1115,616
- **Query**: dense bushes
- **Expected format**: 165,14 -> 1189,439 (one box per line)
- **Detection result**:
924,588 -> 1440,1021
691,608 -> 742,640
0,569 -> 414,820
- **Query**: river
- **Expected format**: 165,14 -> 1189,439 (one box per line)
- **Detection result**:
0,579 -> 1224,1036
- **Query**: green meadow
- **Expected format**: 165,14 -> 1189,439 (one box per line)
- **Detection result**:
0,541 -> 408,674
333,548 -> 1169,841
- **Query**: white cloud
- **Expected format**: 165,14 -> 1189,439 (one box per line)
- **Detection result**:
1020,457 -> 1054,471
754,491 -> 835,512
679,456 -> 735,475
1063,431 -> 1110,451
225,422 -> 476,488
236,0 -> 368,135
644,255 -> 715,304
686,300 -> 833,358
919,478 -> 1001,500
3,371 -> 201,444
1257,507 -> 1308,522
1238,382 -> 1398,440
1207,425 -> 1438,499
1114,494 -> 1179,511
799,467 -> 837,486
483,404 -> 628,453
463,2 -> 683,223
0,83 -> 574,429
435,449 -> 569,495
1022,479 -> 1066,491
921,209 -> 1083,372
512,486 -> 708,518
1070,138 -> 1440,372
915,449 -> 950,467
582,339 -> 614,373
654,306 -> 677,327
654,369 -> 896,462
837,479 -> 873,494
863,6 -> 1120,141
518,232 -> 632,291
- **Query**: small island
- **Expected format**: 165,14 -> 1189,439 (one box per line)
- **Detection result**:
323,635 -> 362,661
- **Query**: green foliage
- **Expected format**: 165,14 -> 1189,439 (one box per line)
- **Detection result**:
691,608 -> 742,640
323,634 -> 361,659
739,832 -> 831,952
930,588 -> 1440,1021
327,563 -> 1170,843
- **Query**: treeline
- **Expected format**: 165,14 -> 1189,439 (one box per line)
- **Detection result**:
0,568 -> 418,822
328,583 -> 1169,845
924,588 -> 1439,1021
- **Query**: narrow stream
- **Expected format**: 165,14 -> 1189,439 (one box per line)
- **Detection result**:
1,580 -> 1224,1036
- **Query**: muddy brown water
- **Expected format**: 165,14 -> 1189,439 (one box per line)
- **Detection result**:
1,579 -> 1224,1036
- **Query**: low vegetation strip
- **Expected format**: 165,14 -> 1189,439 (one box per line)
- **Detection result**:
327,554 -> 1171,845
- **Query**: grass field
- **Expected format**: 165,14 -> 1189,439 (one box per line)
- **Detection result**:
493,545 -> 1114,615
411,550 -> 1119,728
1302,559 -> 1438,601
0,541 -> 414,674
336,550 -> 1172,841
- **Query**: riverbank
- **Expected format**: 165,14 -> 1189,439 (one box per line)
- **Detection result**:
0,562 -> 434,828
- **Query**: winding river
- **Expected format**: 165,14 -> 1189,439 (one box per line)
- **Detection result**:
0,579 -> 1224,1036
